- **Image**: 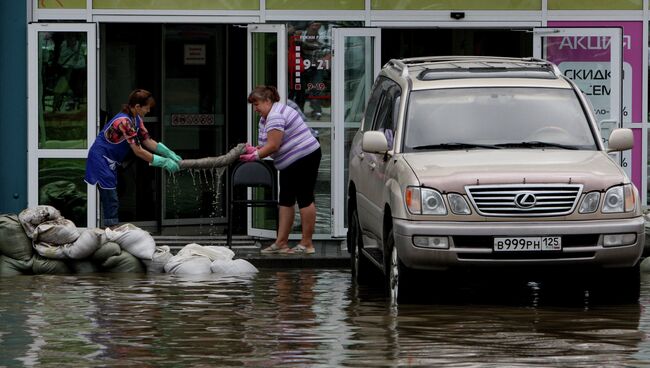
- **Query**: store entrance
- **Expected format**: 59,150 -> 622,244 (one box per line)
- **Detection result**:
101,23 -> 247,234
381,28 -> 533,62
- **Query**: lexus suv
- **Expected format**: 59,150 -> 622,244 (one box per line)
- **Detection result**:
347,56 -> 645,303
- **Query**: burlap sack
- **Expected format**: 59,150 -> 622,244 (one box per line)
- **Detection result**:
18,205 -> 62,238
0,214 -> 33,261
0,255 -> 33,276
105,224 -> 156,260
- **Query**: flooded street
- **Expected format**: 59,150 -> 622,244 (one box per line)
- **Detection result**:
1,270 -> 650,367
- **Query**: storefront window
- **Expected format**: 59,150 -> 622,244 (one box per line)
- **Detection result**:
38,31 -> 88,149
38,158 -> 87,227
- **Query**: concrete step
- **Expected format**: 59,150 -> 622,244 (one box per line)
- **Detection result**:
153,235 -> 351,268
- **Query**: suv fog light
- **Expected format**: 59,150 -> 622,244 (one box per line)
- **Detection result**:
413,236 -> 449,249
603,233 -> 637,247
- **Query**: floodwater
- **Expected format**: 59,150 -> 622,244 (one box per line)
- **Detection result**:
1,270 -> 650,367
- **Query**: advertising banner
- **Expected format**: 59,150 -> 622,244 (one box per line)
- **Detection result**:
547,21 -> 643,190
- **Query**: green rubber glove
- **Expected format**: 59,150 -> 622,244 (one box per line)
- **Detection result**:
151,154 -> 180,173
155,142 -> 182,162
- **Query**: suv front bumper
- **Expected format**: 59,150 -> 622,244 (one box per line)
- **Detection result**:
393,217 -> 645,271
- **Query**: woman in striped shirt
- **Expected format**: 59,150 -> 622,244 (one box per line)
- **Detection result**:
241,85 -> 322,255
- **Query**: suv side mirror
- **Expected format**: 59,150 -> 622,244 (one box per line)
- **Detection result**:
362,131 -> 389,153
607,128 -> 634,152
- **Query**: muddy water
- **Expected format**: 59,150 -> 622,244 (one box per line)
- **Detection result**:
1,270 -> 650,367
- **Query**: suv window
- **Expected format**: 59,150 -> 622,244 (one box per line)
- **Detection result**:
403,87 -> 598,152
362,79 -> 385,132
372,81 -> 401,150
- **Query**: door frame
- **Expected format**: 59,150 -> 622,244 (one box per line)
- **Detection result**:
331,27 -> 382,237
27,22 -> 98,228
247,23 -> 286,238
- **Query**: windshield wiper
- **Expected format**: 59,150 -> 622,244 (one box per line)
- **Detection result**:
495,141 -> 579,150
412,142 -> 502,150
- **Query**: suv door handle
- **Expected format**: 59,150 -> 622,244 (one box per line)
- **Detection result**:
369,162 -> 376,170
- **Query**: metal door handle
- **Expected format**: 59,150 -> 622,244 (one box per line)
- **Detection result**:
369,162 -> 376,170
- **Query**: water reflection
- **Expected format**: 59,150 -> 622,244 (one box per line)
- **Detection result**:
1,271 -> 650,366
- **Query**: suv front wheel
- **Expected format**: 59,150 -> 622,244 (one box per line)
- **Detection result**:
385,228 -> 414,304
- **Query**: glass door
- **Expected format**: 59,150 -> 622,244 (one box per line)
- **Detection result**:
28,23 -> 97,228
161,25 -> 227,227
331,28 -> 381,237
533,28 -> 623,150
247,24 -> 286,238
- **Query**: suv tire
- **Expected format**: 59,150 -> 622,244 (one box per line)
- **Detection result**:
385,228 -> 414,304
349,206 -> 372,285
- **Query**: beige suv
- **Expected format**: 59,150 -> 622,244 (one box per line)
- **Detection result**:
347,56 -> 644,303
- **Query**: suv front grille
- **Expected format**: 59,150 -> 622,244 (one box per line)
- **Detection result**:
465,184 -> 583,217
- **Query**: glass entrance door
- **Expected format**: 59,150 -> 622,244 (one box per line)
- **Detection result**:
331,28 -> 381,237
247,24 -> 286,238
533,28 -> 623,148
161,25 -> 227,227
28,23 -> 97,228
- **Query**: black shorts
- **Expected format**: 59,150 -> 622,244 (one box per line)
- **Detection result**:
278,147 -> 322,208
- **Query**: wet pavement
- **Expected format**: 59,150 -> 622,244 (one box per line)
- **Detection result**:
1,269 -> 650,367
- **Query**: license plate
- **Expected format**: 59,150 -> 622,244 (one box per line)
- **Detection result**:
493,236 -> 561,252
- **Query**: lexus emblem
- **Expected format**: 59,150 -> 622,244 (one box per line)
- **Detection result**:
514,192 -> 537,208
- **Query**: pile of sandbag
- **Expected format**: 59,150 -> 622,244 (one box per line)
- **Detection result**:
164,243 -> 257,276
0,205 -> 258,276
0,206 -> 148,275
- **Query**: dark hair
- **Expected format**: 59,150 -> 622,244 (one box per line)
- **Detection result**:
247,85 -> 280,104
121,89 -> 155,115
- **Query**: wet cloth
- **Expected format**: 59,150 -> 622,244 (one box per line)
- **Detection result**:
85,112 -> 149,189
258,102 -> 320,170
179,143 -> 247,170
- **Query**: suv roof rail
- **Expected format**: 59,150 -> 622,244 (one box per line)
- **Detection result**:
386,59 -> 410,77
385,56 -> 562,78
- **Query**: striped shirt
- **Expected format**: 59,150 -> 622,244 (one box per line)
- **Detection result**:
258,102 -> 320,170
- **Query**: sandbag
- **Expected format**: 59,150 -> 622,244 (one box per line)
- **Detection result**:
164,256 -> 213,275
210,259 -> 258,275
68,260 -> 100,274
142,245 -> 173,273
0,255 -> 33,276
63,228 -> 103,259
105,224 -> 156,260
33,242 -> 66,259
33,218 -> 80,245
0,214 -> 33,261
18,205 -> 62,238
91,241 -> 122,263
32,254 -> 71,274
101,251 -> 145,273
176,243 -> 234,262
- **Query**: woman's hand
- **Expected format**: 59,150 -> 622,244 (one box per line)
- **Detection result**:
244,143 -> 257,155
239,150 -> 259,162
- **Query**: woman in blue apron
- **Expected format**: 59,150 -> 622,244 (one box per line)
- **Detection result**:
85,89 -> 181,227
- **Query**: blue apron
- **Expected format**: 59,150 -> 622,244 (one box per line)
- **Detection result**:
85,112 -> 141,189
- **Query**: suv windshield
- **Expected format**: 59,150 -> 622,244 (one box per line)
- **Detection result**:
403,87 -> 598,152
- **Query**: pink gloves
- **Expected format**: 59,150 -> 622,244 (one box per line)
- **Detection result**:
244,143 -> 257,154
239,149 -> 259,162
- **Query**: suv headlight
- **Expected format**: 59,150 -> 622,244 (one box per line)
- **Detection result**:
578,191 -> 600,213
406,187 -> 447,215
602,184 -> 635,213
448,193 -> 471,215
